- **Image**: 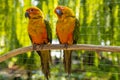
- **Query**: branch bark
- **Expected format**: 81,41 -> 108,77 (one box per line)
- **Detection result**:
1,44 -> 120,62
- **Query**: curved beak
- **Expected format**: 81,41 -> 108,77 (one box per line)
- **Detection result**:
25,12 -> 30,18
55,9 -> 63,16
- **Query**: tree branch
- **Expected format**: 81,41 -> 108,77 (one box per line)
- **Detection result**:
1,44 -> 120,62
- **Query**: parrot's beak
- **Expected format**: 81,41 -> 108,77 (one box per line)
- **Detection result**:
25,12 -> 30,18
55,9 -> 63,16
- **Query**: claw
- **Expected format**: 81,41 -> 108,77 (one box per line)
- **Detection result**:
33,44 -> 38,50
39,44 -> 44,49
64,43 -> 68,49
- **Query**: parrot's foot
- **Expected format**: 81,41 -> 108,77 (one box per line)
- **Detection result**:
64,44 -> 68,49
38,44 -> 44,49
33,44 -> 38,50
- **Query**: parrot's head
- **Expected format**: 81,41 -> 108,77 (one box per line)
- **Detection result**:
25,7 -> 44,19
54,6 -> 75,19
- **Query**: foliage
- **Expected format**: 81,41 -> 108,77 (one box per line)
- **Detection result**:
0,0 -> 120,80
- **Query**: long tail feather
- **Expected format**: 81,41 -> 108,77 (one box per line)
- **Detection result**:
37,51 -> 51,80
63,50 -> 72,74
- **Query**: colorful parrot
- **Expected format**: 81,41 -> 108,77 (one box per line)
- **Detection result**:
25,7 -> 52,80
54,6 -> 80,74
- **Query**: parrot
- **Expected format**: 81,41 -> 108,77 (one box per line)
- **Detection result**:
25,7 -> 52,80
54,6 -> 80,74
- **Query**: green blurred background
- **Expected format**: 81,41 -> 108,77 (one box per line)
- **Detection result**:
0,0 -> 120,80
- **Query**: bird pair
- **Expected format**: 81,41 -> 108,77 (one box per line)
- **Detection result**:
25,6 -> 80,80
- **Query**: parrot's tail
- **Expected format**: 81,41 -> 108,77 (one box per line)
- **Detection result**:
37,51 -> 51,80
63,50 -> 72,74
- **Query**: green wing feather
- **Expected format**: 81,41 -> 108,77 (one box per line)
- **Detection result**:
44,20 -> 52,43
73,19 -> 80,44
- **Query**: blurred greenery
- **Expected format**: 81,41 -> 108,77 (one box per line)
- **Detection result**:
0,0 -> 120,80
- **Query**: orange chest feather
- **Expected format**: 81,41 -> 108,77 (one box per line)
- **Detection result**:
56,18 -> 76,44
28,19 -> 48,44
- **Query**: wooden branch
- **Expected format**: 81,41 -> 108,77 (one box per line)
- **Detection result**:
1,44 -> 120,62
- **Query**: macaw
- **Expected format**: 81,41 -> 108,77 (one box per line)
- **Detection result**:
54,6 -> 80,74
25,7 -> 52,80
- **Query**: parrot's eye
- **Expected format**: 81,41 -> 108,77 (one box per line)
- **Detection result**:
30,9 -> 34,12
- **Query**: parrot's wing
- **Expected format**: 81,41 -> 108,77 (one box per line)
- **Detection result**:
73,19 -> 80,44
44,20 -> 52,43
